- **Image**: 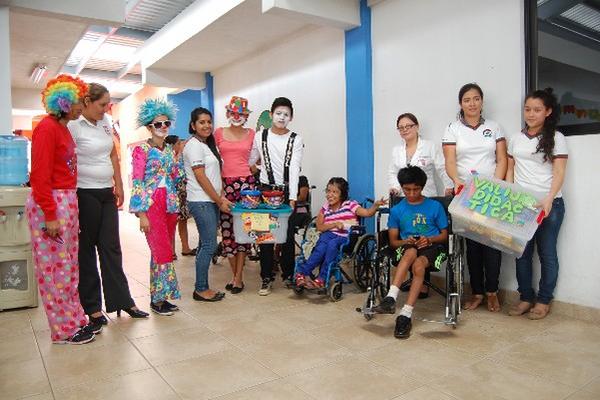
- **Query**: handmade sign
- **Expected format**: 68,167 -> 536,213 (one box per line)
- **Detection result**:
449,175 -> 542,257
231,205 -> 293,244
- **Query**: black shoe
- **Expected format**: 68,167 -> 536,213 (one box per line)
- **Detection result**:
225,283 -> 234,291
117,308 -> 149,318
82,320 -> 103,335
372,296 -> 396,314
55,328 -> 95,345
89,314 -> 108,325
231,283 -> 245,294
394,315 -> 412,339
150,302 -> 174,316
418,290 -> 430,300
163,300 -> 179,311
193,291 -> 225,302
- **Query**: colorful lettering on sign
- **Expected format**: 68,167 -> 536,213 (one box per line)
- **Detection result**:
466,177 -> 536,224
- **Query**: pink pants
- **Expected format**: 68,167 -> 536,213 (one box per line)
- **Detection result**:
144,188 -> 180,303
26,190 -> 88,342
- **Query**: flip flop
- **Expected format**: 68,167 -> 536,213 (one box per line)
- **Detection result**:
182,248 -> 197,256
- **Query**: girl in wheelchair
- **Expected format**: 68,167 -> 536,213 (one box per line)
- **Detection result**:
295,177 -> 384,290
372,166 -> 448,339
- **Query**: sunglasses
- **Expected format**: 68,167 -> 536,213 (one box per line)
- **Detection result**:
41,227 -> 64,244
150,120 -> 172,129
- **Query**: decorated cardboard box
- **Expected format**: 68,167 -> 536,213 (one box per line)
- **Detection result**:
448,175 -> 544,257
231,204 -> 293,244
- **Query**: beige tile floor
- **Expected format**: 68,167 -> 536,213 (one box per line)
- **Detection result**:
1,213 -> 600,400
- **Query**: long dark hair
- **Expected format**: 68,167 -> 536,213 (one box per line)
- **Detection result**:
458,82 -> 484,118
525,88 -> 559,162
189,107 -> 222,167
327,177 -> 349,202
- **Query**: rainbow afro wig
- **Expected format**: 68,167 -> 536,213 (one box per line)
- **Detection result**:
41,74 -> 88,117
136,97 -> 178,128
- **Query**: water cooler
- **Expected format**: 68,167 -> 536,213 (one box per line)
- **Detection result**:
0,135 -> 37,310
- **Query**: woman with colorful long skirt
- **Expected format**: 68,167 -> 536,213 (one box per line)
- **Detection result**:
215,96 -> 256,294
507,88 -> 568,320
130,98 -> 183,316
442,83 -> 508,312
27,74 -> 96,344
69,82 -> 148,324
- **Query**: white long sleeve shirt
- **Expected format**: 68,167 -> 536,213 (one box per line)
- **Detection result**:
387,137 -> 453,197
250,129 -> 304,200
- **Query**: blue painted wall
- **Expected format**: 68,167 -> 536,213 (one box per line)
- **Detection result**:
167,72 -> 214,138
345,0 -> 374,231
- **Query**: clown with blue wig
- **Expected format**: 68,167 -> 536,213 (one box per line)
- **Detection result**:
129,97 -> 184,316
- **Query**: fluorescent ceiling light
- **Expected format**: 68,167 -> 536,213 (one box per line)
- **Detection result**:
30,65 -> 48,84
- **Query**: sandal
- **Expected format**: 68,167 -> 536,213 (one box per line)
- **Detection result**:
295,273 -> 306,287
182,248 -> 197,256
508,301 -> 532,316
486,292 -> 501,312
528,303 -> 550,320
463,294 -> 484,310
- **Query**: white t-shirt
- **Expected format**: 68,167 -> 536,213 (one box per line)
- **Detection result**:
388,137 -> 453,197
183,137 -> 222,202
250,129 -> 304,201
442,117 -> 505,182
68,115 -> 114,188
508,130 -> 568,198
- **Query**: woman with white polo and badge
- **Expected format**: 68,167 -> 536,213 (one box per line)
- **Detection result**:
69,83 -> 148,324
507,88 -> 567,320
442,83 -> 508,312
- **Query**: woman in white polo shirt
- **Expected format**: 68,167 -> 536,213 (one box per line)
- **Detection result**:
69,83 -> 148,323
507,88 -> 567,320
183,107 -> 231,302
442,83 -> 508,312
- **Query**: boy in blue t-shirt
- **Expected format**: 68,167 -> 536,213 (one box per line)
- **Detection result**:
373,166 -> 448,339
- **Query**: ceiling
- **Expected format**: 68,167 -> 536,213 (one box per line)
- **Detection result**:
9,10 -> 88,90
538,0 -> 600,51
150,0 -> 311,73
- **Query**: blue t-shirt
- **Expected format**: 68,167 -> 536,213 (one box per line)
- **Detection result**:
388,198 -> 448,239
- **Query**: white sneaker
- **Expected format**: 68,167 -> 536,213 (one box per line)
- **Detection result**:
258,278 -> 272,296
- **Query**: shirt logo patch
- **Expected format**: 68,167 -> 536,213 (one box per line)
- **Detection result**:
482,129 -> 492,138
103,125 -> 112,136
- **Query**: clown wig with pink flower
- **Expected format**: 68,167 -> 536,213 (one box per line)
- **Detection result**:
41,74 -> 88,117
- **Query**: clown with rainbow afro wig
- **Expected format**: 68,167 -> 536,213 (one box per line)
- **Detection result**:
136,97 -> 178,128
41,74 -> 88,117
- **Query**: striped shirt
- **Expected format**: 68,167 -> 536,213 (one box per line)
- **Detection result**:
321,200 -> 360,237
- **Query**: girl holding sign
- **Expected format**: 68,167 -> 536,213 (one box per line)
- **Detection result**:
442,83 -> 508,312
506,88 -> 567,320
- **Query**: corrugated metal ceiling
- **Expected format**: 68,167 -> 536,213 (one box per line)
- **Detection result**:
561,3 -> 600,32
124,0 -> 196,32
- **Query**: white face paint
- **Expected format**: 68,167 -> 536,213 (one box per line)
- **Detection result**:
228,115 -> 247,126
272,106 -> 292,129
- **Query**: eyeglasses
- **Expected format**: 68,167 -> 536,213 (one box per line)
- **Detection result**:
150,120 -> 172,129
42,228 -> 64,244
397,124 -> 416,132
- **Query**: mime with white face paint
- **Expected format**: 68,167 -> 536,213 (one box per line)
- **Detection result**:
249,97 -> 304,296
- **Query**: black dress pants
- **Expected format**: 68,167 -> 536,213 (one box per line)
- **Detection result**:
77,188 -> 135,314
259,210 -> 296,281
466,239 -> 502,295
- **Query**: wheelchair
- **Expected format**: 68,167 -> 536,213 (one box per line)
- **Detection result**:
292,200 -> 379,301
358,196 -> 466,328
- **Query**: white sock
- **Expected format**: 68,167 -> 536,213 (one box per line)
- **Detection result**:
400,304 -> 414,318
387,285 -> 400,300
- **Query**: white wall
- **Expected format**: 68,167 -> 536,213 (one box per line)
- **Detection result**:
213,26 -> 347,212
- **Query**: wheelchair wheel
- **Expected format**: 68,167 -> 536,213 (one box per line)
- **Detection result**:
329,282 -> 343,302
448,295 -> 459,328
352,234 -> 376,291
377,253 -> 392,301
293,285 -> 305,295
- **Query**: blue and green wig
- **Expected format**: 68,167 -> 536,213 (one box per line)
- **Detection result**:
136,97 -> 178,128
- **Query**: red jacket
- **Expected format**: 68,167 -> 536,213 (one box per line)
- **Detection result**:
30,116 -> 77,221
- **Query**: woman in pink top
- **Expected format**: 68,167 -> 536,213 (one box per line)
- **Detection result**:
215,96 -> 256,294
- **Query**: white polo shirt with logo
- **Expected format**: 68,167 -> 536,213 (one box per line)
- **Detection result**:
442,117 -> 505,182
508,130 -> 568,198
68,115 -> 115,189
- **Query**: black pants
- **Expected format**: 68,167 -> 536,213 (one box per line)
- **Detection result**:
259,210 -> 296,281
466,239 -> 501,295
77,188 -> 135,314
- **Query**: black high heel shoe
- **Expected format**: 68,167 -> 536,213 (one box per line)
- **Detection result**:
116,307 -> 149,318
